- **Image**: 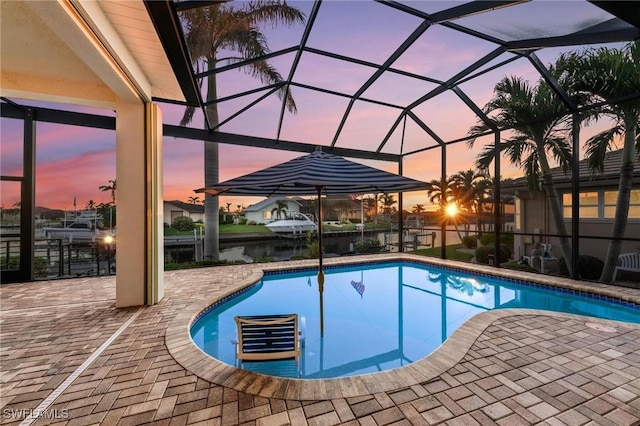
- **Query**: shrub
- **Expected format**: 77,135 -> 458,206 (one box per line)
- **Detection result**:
478,233 -> 493,246
304,231 -> 323,258
354,238 -> 383,253
247,220 -> 257,225
478,233 -> 513,258
461,235 -> 478,249
558,255 -> 604,280
475,245 -> 509,265
1,256 -> 49,278
502,261 -> 538,273
478,232 -> 514,248
172,216 -> 195,231
219,213 -> 234,224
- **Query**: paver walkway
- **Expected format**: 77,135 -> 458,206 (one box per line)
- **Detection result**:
2,254 -> 640,425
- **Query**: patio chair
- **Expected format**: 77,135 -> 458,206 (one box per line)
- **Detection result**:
613,253 -> 640,282
234,314 -> 302,374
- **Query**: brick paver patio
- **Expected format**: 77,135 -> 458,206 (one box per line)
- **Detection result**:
2,254 -> 640,425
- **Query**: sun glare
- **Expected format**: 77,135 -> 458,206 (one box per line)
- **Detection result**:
445,203 -> 458,217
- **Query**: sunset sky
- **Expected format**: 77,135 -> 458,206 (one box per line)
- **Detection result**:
0,1 -> 622,213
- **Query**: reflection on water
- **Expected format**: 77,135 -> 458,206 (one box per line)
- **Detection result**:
427,271 -> 490,296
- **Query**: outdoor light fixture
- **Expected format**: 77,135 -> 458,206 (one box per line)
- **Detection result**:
103,234 -> 115,275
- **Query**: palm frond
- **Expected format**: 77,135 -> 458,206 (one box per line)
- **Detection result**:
547,136 -> 572,174
475,143 -> 496,171
502,136 -> 532,167
246,1 -> 306,27
180,106 -> 197,127
585,126 -> 622,173
178,1 -> 305,124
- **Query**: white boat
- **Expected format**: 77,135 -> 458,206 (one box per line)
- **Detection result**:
42,211 -> 106,242
265,212 -> 317,235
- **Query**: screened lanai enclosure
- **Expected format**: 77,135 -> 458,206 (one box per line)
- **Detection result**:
1,0 -> 639,286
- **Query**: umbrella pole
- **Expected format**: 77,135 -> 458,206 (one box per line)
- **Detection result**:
316,186 -> 324,337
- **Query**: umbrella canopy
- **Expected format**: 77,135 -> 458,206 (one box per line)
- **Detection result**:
196,149 -> 429,336
194,150 -> 428,197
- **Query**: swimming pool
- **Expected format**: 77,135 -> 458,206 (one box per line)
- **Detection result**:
190,261 -> 640,379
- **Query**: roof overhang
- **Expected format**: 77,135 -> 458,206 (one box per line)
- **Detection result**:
0,0 -> 188,109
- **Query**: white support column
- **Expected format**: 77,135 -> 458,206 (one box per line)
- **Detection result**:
115,99 -> 164,307
146,103 -> 164,305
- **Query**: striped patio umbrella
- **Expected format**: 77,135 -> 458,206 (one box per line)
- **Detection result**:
195,150 -> 427,196
196,149 -> 428,335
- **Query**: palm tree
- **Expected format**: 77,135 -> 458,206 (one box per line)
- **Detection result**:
449,170 -> 489,213
559,41 -> 640,282
271,199 -> 288,220
380,194 -> 397,222
99,179 -> 116,205
187,196 -> 201,205
426,176 -> 470,240
468,75 -> 574,275
85,199 -> 96,210
449,169 -> 487,235
411,204 -> 426,214
449,169 -> 492,235
363,194 -> 380,224
426,178 -> 451,207
179,2 -> 305,260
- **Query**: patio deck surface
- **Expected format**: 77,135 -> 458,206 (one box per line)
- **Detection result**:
2,254 -> 640,426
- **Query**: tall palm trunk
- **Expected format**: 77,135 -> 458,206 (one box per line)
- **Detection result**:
374,194 -> 378,225
204,67 -> 220,260
600,120 -> 637,282
542,172 -> 572,273
538,148 -> 573,276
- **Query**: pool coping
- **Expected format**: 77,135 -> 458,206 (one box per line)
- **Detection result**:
165,254 -> 640,400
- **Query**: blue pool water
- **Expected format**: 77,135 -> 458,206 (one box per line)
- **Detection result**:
191,262 -> 640,379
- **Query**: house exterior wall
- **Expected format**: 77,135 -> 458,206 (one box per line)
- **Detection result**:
513,195 -> 546,261
559,221 -> 640,261
514,188 -> 640,265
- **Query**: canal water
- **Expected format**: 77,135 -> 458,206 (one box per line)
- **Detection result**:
213,228 -> 464,263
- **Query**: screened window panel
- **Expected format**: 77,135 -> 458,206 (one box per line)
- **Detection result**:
580,192 -> 598,206
580,206 -> 598,219
604,190 -> 618,204
604,189 -> 640,219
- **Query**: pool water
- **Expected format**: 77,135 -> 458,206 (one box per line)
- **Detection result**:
190,262 -> 640,379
